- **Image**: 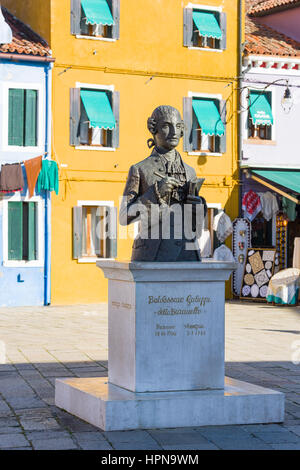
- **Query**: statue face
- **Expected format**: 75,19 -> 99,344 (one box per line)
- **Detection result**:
154,110 -> 183,151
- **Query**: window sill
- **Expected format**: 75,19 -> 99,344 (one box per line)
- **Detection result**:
3,260 -> 44,268
3,145 -> 43,153
75,35 -> 116,42
188,46 -> 223,52
243,139 -> 277,146
78,257 -> 115,263
188,151 -> 222,157
75,145 -> 116,151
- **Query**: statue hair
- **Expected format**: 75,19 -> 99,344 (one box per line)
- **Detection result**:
147,106 -> 184,146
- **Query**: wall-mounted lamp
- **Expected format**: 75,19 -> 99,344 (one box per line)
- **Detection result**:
281,84 -> 293,113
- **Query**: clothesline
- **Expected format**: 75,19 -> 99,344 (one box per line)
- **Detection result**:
0,153 -> 59,196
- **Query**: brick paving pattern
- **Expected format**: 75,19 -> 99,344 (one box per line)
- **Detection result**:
0,301 -> 299,450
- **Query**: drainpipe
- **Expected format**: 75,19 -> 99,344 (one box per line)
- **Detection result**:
238,0 -> 244,217
44,61 -> 53,306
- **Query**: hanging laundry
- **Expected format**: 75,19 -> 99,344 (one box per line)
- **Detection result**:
213,244 -> 235,262
282,196 -> 297,222
213,211 -> 233,243
242,190 -> 262,221
198,229 -> 212,258
258,192 -> 279,221
24,155 -> 42,198
36,160 -> 59,195
0,162 -> 24,193
293,238 -> 300,269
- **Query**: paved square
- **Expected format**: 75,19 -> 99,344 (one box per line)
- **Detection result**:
0,301 -> 299,449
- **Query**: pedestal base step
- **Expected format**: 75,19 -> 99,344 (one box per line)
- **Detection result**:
55,376 -> 284,431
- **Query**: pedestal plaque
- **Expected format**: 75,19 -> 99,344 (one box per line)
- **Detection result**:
55,260 -> 284,430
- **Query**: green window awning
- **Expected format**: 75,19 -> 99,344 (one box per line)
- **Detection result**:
80,89 -> 116,130
192,99 -> 225,136
192,11 -> 222,39
252,170 -> 300,194
81,0 -> 114,26
249,92 -> 274,126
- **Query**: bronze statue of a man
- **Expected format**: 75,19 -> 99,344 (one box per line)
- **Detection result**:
119,105 -> 207,262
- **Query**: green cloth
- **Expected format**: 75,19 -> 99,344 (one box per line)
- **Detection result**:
192,11 -> 222,39
81,0 -> 114,26
267,290 -> 298,305
192,99 -> 225,136
282,196 -> 297,222
249,92 -> 273,126
80,89 -> 116,130
252,170 -> 300,194
37,160 -> 59,195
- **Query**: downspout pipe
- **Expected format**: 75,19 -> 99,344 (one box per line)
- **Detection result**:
238,0 -> 244,217
44,61 -> 53,306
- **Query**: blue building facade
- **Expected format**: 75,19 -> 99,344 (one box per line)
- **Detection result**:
0,8 -> 54,306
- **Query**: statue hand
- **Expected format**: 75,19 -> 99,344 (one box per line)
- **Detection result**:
157,176 -> 179,199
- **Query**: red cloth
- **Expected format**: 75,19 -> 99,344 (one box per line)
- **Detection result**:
242,190 -> 262,221
24,156 -> 42,198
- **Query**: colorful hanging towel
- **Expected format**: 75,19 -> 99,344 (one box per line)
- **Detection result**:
36,160 -> 59,195
24,155 -> 42,198
242,190 -> 262,221
0,163 -> 24,193
282,196 -> 297,222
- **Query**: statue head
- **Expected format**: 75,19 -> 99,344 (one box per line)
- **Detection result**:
147,105 -> 184,151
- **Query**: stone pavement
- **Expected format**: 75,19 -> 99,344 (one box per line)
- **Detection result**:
0,301 -> 299,450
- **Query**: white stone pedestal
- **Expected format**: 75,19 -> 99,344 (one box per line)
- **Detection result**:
55,260 -> 284,430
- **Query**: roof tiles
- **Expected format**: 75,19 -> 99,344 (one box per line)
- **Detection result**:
245,16 -> 300,56
248,0 -> 300,16
0,7 -> 51,57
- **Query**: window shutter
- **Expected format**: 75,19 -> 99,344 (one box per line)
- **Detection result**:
70,88 -> 81,146
183,97 -> 193,152
213,208 -> 221,252
8,202 -> 23,260
27,202 -> 37,261
71,0 -> 82,35
111,0 -> 120,40
219,99 -> 227,153
105,206 -> 117,258
25,90 -> 38,147
183,8 -> 193,47
219,12 -> 227,50
112,90 -> 120,149
73,206 -> 83,259
8,89 -> 24,146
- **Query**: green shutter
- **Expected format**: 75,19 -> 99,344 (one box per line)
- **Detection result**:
25,90 -> 38,147
27,202 -> 37,261
8,89 -> 24,146
8,202 -> 23,260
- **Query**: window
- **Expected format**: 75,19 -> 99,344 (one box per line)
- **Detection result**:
8,89 -> 38,147
248,91 -> 273,141
73,203 -> 117,260
7,201 -> 37,261
70,86 -> 120,149
183,6 -> 226,50
183,96 -> 226,154
71,0 -> 120,39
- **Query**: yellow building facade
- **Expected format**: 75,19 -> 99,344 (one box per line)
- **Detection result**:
3,0 -> 242,303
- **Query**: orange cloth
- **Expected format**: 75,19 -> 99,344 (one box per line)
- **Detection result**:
24,156 -> 42,198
